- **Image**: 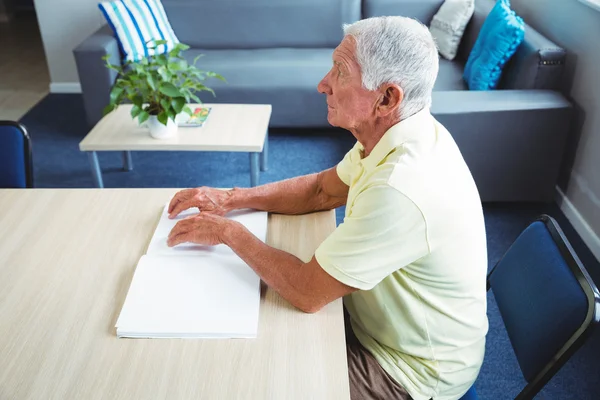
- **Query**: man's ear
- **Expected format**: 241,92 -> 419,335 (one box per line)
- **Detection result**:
377,84 -> 403,117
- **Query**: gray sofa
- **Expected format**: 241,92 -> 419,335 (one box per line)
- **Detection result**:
74,0 -> 572,202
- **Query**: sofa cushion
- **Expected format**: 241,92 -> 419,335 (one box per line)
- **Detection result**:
363,0 -> 444,24
186,48 -> 333,127
98,0 -> 179,62
463,0 -> 525,90
162,0 -> 360,50
429,0 -> 475,61
434,59 -> 468,91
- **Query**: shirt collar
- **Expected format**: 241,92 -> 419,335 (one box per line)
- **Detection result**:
359,108 -> 433,171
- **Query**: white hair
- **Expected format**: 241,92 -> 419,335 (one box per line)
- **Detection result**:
343,16 -> 439,119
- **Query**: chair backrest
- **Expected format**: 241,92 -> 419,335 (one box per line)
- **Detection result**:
0,121 -> 33,188
488,214 -> 600,399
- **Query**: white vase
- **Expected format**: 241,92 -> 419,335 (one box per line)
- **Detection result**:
147,115 -> 177,139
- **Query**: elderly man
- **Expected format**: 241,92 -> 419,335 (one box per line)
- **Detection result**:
167,16 -> 488,400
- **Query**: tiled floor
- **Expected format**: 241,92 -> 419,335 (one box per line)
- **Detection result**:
0,12 -> 49,121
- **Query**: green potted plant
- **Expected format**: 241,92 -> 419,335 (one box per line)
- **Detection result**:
103,40 -> 225,139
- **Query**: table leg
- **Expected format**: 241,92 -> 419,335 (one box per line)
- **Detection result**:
250,152 -> 259,187
87,151 -> 104,188
260,130 -> 268,172
122,151 -> 133,171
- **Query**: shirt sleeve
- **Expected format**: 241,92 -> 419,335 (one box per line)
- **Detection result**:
315,184 -> 430,290
336,141 -> 362,186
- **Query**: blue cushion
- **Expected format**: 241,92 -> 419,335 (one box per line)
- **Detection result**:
99,0 -> 179,62
0,124 -> 28,188
463,0 -> 525,90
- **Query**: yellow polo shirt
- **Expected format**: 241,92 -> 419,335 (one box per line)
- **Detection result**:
315,109 -> 488,400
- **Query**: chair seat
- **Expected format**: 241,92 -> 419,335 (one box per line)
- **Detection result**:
459,386 -> 479,400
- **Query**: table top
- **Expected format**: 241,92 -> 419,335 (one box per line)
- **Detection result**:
0,189 -> 350,400
79,104 -> 272,152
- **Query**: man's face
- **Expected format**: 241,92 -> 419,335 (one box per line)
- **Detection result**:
317,36 -> 379,131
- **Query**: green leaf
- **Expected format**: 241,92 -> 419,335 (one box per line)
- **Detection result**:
146,74 -> 156,91
138,111 -> 150,125
192,54 -> 204,65
103,104 -> 117,116
167,60 -> 188,72
105,63 -> 121,72
160,99 -> 170,112
158,82 -> 183,98
157,66 -> 170,80
206,71 -> 227,82
132,95 -> 144,108
167,109 -> 177,122
109,86 -> 124,104
171,97 -> 186,114
157,111 -> 169,126
188,92 -> 201,103
148,39 -> 168,49
130,105 -> 142,119
183,105 -> 193,115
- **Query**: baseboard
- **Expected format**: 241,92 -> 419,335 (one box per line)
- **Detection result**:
556,186 -> 600,262
49,83 -> 82,94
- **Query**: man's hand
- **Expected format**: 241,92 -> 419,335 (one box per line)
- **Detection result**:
168,187 -> 234,219
167,213 -> 236,247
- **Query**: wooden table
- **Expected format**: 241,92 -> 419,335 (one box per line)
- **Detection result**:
0,189 -> 350,400
79,104 -> 272,188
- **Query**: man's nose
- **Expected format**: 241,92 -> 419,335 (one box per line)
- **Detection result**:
317,74 -> 331,95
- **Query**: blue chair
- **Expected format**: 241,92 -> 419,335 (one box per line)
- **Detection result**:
0,121 -> 33,188
461,214 -> 600,400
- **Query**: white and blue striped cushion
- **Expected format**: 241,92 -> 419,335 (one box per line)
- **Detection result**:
99,0 -> 180,62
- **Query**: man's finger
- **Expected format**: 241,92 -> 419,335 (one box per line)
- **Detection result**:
169,219 -> 191,238
183,213 -> 200,221
168,189 -> 193,213
168,191 -> 186,213
169,199 -> 194,219
167,232 -> 194,247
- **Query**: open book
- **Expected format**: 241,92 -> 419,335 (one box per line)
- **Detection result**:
115,205 -> 267,339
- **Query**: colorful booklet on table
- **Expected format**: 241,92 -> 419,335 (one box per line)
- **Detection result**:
177,106 -> 212,127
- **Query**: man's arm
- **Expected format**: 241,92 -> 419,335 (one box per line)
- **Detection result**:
222,222 -> 357,313
166,210 -> 357,313
225,167 -> 349,215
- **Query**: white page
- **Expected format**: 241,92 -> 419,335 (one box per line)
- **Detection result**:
146,205 -> 268,256
116,254 -> 260,338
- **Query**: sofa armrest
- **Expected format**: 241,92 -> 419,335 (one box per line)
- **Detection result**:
73,25 -> 120,127
431,90 -> 572,201
500,28 -> 566,90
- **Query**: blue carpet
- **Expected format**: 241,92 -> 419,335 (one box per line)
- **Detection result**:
20,94 -> 600,399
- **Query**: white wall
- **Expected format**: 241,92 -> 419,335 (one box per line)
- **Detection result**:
510,0 -> 600,259
33,0 -> 104,90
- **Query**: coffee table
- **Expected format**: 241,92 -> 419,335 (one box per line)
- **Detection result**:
79,103 -> 271,188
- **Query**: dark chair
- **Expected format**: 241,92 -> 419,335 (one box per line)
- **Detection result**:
461,215 -> 600,400
0,121 -> 33,188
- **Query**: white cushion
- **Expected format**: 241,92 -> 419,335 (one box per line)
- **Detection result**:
99,0 -> 180,63
429,0 -> 475,61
